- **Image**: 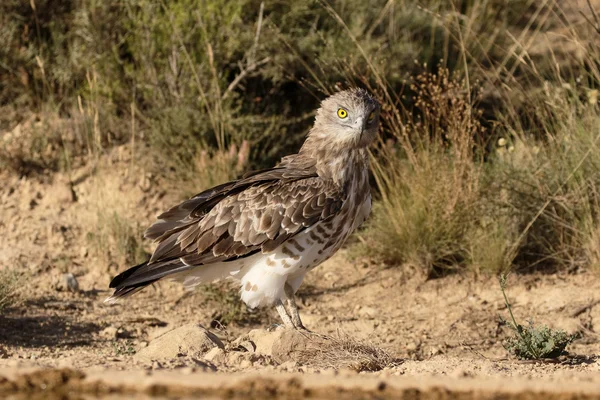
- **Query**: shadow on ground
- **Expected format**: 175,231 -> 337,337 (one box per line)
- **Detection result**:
0,298 -> 102,348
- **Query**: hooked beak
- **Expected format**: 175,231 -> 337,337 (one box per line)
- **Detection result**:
354,118 -> 365,135
354,117 -> 365,137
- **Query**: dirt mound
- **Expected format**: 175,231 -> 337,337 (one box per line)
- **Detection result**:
245,329 -> 326,363
134,324 -> 223,364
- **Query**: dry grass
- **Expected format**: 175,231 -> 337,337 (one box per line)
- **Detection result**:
87,210 -> 148,269
356,68 -> 485,275
350,0 -> 600,275
0,269 -> 23,311
175,140 -> 250,199
298,332 -> 399,372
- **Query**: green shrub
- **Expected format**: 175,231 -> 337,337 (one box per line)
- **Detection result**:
0,0 -> 540,171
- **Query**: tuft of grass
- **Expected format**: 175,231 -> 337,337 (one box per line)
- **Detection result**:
0,269 -> 23,311
87,211 -> 148,268
352,0 -> 600,276
499,274 -> 574,360
357,68 -> 484,276
298,332 -> 399,372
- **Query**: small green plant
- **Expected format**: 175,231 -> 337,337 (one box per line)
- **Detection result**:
499,274 -> 574,360
112,340 -> 136,357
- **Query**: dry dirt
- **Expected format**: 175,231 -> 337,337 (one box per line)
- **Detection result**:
2,140 -> 600,398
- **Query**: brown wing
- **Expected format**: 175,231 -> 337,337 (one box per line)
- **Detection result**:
108,159 -> 343,291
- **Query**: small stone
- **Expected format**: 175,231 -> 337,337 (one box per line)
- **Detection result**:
226,352 -> 243,365
100,326 -> 118,340
204,347 -> 226,364
426,346 -> 442,357
152,361 -> 163,370
279,360 -> 297,371
450,368 -> 472,378
327,315 -> 334,321
405,342 -> 418,352
239,359 -> 253,369
233,340 -> 256,353
139,174 -> 152,192
56,273 -> 79,292
358,306 -> 377,319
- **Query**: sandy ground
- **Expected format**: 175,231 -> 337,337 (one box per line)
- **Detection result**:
1,143 -> 600,399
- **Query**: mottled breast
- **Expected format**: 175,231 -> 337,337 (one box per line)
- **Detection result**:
305,168 -> 371,269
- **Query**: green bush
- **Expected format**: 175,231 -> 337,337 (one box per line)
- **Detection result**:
0,0 -> 541,170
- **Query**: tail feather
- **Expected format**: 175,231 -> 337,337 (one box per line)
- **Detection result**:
105,259 -> 183,303
104,284 -> 153,304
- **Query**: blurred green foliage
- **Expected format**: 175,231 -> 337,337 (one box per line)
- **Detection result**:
0,0 -> 537,168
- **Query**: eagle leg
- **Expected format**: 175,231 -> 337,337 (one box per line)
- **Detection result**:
275,299 -> 295,329
284,283 -> 306,330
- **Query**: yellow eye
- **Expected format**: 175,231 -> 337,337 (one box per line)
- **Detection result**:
367,111 -> 375,122
337,108 -> 348,119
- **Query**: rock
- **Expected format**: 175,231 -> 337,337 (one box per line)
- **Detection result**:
231,339 -> 256,353
226,352 -> 244,365
247,328 -> 327,364
152,360 -> 163,370
204,347 -> 226,364
180,367 -> 196,375
56,273 -> 79,292
100,326 -> 131,340
79,247 -> 88,259
100,326 -> 119,340
278,360 -> 298,372
134,324 -> 223,363
358,306 -> 378,319
405,341 -> 418,352
139,173 -> 152,192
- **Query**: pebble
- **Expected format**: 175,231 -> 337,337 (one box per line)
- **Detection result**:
204,347 -> 225,363
100,326 -> 118,340
358,306 -> 378,318
406,342 -> 418,352
56,273 -> 80,292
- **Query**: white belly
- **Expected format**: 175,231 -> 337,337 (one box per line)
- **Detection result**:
236,225 -> 333,308
237,193 -> 371,308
